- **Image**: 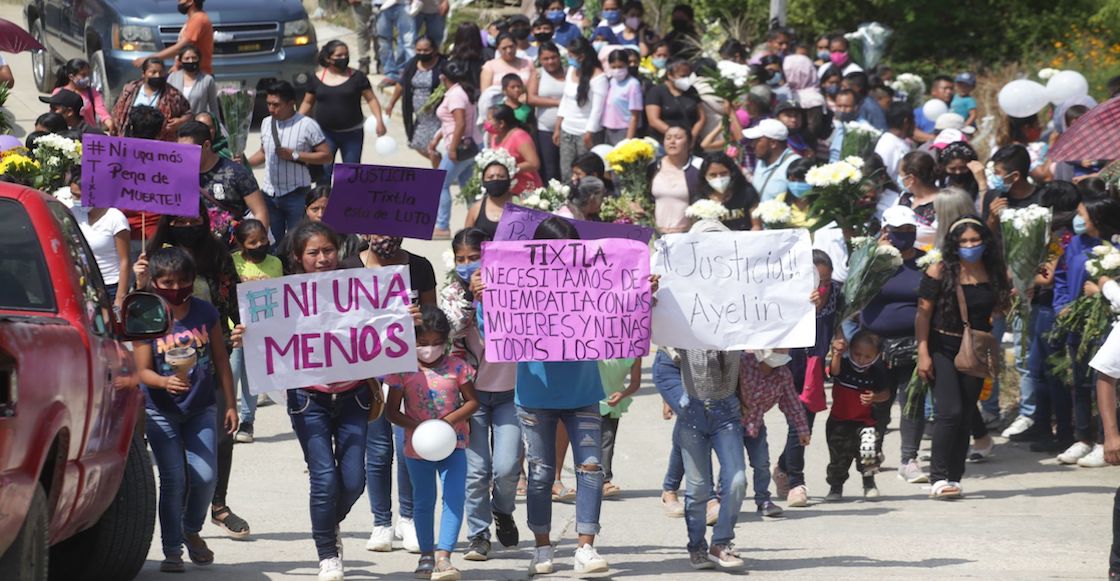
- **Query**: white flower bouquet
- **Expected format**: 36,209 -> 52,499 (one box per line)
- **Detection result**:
750,199 -> 792,229
686,199 -> 730,222
1000,204 -> 1052,353
839,121 -> 882,160
890,73 -> 926,109
804,158 -> 875,235
32,133 -> 82,191
1049,241 -> 1120,378
439,280 -> 474,339
838,236 -> 904,329
522,179 -> 569,212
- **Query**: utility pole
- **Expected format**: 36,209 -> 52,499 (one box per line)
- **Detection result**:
769,0 -> 787,28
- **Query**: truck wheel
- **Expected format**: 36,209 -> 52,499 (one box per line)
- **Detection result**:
0,484 -> 49,581
90,51 -> 114,109
30,21 -> 57,93
49,433 -> 155,581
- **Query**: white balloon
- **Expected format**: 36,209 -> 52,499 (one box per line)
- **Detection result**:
374,135 -> 398,156
1047,70 -> 1090,105
998,79 -> 1050,118
921,99 -> 948,122
412,419 -> 457,461
363,115 -> 381,136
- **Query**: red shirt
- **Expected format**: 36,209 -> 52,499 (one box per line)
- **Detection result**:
828,355 -> 888,426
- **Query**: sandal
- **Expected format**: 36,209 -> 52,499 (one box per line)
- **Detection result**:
602,482 -> 621,498
184,533 -> 214,566
551,481 -> 576,502
431,557 -> 462,581
929,480 -> 962,500
414,554 -> 435,579
211,505 -> 251,540
160,554 -> 185,573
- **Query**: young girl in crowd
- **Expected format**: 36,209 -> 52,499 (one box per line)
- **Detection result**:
599,358 -> 641,497
602,49 -> 643,144
385,305 -> 480,580
229,219 -> 282,444
826,330 -> 890,501
135,247 -> 237,572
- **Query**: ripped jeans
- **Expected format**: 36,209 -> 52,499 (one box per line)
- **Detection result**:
517,404 -> 603,537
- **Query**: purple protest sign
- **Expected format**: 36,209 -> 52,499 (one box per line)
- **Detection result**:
493,203 -> 654,243
321,163 -> 445,239
80,134 -> 200,217
480,239 -> 652,362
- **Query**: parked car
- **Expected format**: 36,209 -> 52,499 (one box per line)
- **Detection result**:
25,0 -> 318,106
0,182 -> 172,580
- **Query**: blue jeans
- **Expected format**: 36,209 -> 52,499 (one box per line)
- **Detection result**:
437,154 -> 475,230
653,350 -> 688,491
322,128 -> 365,186
265,186 -> 311,243
1012,317 -> 1036,418
406,448 -> 467,553
413,12 -> 446,45
365,415 -> 413,527
465,390 -> 522,540
982,315 -> 1006,417
517,404 -> 603,536
288,387 -> 371,560
677,396 -> 746,551
230,347 -> 256,424
742,425 -> 772,505
146,404 -> 218,557
376,4 -> 415,80
1028,306 -> 1073,440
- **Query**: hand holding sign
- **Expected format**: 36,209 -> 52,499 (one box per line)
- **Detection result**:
80,134 -> 201,217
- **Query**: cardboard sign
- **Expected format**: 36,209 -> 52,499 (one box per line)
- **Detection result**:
80,134 -> 200,216
494,204 -> 654,243
321,163 -> 445,238
481,239 -> 652,362
237,266 -> 417,393
651,229 -> 816,350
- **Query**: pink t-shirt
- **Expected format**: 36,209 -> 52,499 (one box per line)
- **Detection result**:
602,76 -> 643,130
52,86 -> 111,126
651,161 -> 692,233
385,355 -> 475,459
490,128 -> 543,194
481,56 -> 534,89
436,84 -> 480,151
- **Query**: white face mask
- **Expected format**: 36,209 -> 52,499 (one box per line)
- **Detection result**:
417,345 -> 444,364
707,176 -> 731,193
673,74 -> 694,91
611,67 -> 629,81
758,349 -> 791,368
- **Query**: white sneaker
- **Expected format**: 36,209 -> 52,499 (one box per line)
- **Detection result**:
573,543 -> 609,574
1057,441 -> 1094,464
1078,444 -> 1108,467
365,525 -> 393,552
1001,415 -> 1034,438
318,557 -> 344,581
396,518 -> 420,553
529,545 -> 555,576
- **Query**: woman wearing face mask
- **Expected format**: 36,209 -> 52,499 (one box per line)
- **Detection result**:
772,158 -> 815,229
300,40 -> 387,185
387,36 -> 445,165
618,0 -> 651,55
481,33 -> 536,91
136,203 -> 251,542
52,58 -> 114,133
528,42 -> 567,183
819,67 -> 843,109
916,217 -> 1010,499
542,0 -> 582,48
485,105 -> 543,194
648,125 -> 700,234
644,57 -> 705,144
430,59 -> 483,240
168,44 -> 219,116
936,141 -> 984,200
596,0 -> 624,35
814,35 -> 832,68
111,57 -> 191,141
897,151 -> 941,248
695,152 -> 759,231
554,37 -> 608,182
465,159 -> 518,239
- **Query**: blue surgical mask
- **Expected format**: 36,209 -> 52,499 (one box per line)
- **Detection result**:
546,9 -> 566,23
602,9 -> 621,24
592,40 -> 607,53
652,56 -> 667,70
959,244 -> 986,263
788,181 -> 812,198
817,50 -> 830,61
567,56 -> 580,68
988,173 -> 1009,194
1073,214 -> 1088,235
767,72 -> 783,87
455,261 -> 481,282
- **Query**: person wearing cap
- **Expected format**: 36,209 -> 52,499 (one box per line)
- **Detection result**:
857,205 -> 931,484
912,75 -> 954,144
951,72 -> 978,127
747,119 -> 797,202
874,102 -> 914,183
41,89 -> 105,136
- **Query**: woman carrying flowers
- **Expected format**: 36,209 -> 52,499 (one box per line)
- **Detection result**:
464,149 -> 519,239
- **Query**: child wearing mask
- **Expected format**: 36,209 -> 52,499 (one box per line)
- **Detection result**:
825,330 -> 891,501
602,49 -> 643,145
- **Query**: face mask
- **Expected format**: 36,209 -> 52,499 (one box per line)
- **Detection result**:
959,244 -> 985,263
945,172 -> 977,192
146,76 -> 167,91
707,176 -> 731,193
181,61 -> 200,73
788,181 -> 812,198
417,52 -> 435,63
417,345 -> 445,364
511,27 -> 530,41
333,57 -> 350,70
546,10 -> 565,24
671,18 -> 687,31
1073,214 -> 1088,235
592,41 -> 607,53
483,179 -> 512,197
847,352 -> 880,373
455,261 -> 481,282
244,244 -> 271,262
534,31 -> 553,43
838,110 -> 857,122
177,2 -> 191,14
817,284 -> 829,298
483,120 -> 498,134
370,236 -> 403,259
652,57 -> 667,70
74,76 -> 92,89
988,173 -> 1009,194
567,56 -> 580,68
625,16 -> 641,29
673,75 -> 694,92
170,224 -> 208,247
153,285 -> 193,306
761,352 -> 792,368
602,10 -> 620,24
1024,126 -> 1043,142
817,50 -> 830,61
887,230 -> 917,251
767,72 -> 783,87
611,67 -> 628,81
824,84 -> 840,96
829,51 -> 849,67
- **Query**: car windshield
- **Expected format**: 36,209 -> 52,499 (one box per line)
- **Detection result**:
0,199 -> 55,311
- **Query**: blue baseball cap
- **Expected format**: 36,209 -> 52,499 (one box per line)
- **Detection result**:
954,72 -> 976,86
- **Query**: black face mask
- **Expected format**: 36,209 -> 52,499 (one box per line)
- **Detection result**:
838,111 -> 857,123
482,179 -> 512,198
177,2 -> 191,14
332,57 -> 350,70
534,32 -> 553,43
244,244 -> 271,262
417,52 -> 435,63
511,27 -> 530,41
146,76 -> 167,91
181,61 -> 200,73
671,18 -> 688,30
170,224 -> 208,247
945,171 -> 978,195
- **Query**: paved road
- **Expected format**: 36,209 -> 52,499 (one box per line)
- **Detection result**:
1,6 -> 1115,579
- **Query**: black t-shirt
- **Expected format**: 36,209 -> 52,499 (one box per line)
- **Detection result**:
980,187 -> 1042,223
308,70 -> 373,131
340,251 -> 437,300
918,274 -> 996,333
644,84 -> 701,142
201,157 -> 259,218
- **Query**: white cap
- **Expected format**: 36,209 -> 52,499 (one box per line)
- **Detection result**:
883,205 -> 920,228
932,128 -> 968,148
934,112 -> 975,134
743,118 -> 789,141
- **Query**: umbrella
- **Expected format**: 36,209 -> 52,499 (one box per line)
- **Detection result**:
1049,95 -> 1120,162
0,18 -> 44,53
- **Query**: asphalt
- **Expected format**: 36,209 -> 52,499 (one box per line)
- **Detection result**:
0,5 -> 1115,579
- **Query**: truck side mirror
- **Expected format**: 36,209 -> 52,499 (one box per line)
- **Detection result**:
117,292 -> 171,340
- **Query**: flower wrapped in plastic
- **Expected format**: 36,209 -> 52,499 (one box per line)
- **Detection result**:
605,138 -> 656,198
804,158 -> 875,235
750,199 -> 793,229
844,22 -> 892,70
31,133 -> 82,191
837,236 -> 904,330
217,88 -> 256,159
598,191 -> 654,227
0,148 -> 43,187
686,199 -> 729,221
1048,241 -> 1120,380
839,121 -> 882,159
518,179 -> 569,212
1000,204 -> 1052,354
890,73 -> 926,109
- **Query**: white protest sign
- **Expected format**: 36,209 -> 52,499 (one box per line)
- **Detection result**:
651,229 -> 816,350
237,266 -> 417,394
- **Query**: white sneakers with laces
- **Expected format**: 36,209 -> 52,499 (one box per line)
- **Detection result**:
529,545 -> 555,576
1057,441 -> 1094,464
318,557 -> 344,581
395,518 -> 420,553
1078,444 -> 1108,467
1001,415 -> 1034,438
365,525 -> 393,552
574,543 -> 609,573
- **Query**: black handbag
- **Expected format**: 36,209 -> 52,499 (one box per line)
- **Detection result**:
455,136 -> 480,160
882,336 -> 917,369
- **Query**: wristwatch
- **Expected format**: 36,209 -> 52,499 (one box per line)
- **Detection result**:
292,151 -> 301,161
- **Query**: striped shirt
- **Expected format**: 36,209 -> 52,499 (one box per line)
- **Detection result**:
679,348 -> 741,402
259,112 -> 326,196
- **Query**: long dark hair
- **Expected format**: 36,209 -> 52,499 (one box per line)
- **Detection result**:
54,58 -> 89,89
1038,180 -> 1081,232
317,39 -> 347,67
451,23 -> 484,62
443,59 -> 479,104
900,150 -> 938,187
491,104 -> 525,134
937,217 -> 1011,325
566,36 -> 600,106
695,152 -> 756,209
1082,195 -> 1120,240
287,221 -> 342,274
147,203 -> 230,282
534,216 -> 580,239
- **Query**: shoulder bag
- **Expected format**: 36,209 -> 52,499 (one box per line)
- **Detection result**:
952,283 -> 1000,379
272,116 -> 324,184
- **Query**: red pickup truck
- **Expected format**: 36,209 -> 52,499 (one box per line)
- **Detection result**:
0,182 -> 171,580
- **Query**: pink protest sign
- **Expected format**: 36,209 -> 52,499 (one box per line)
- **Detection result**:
480,239 -> 653,362
80,134 -> 201,217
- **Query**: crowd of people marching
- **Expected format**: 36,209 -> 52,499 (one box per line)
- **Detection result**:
7,0 -> 1120,579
